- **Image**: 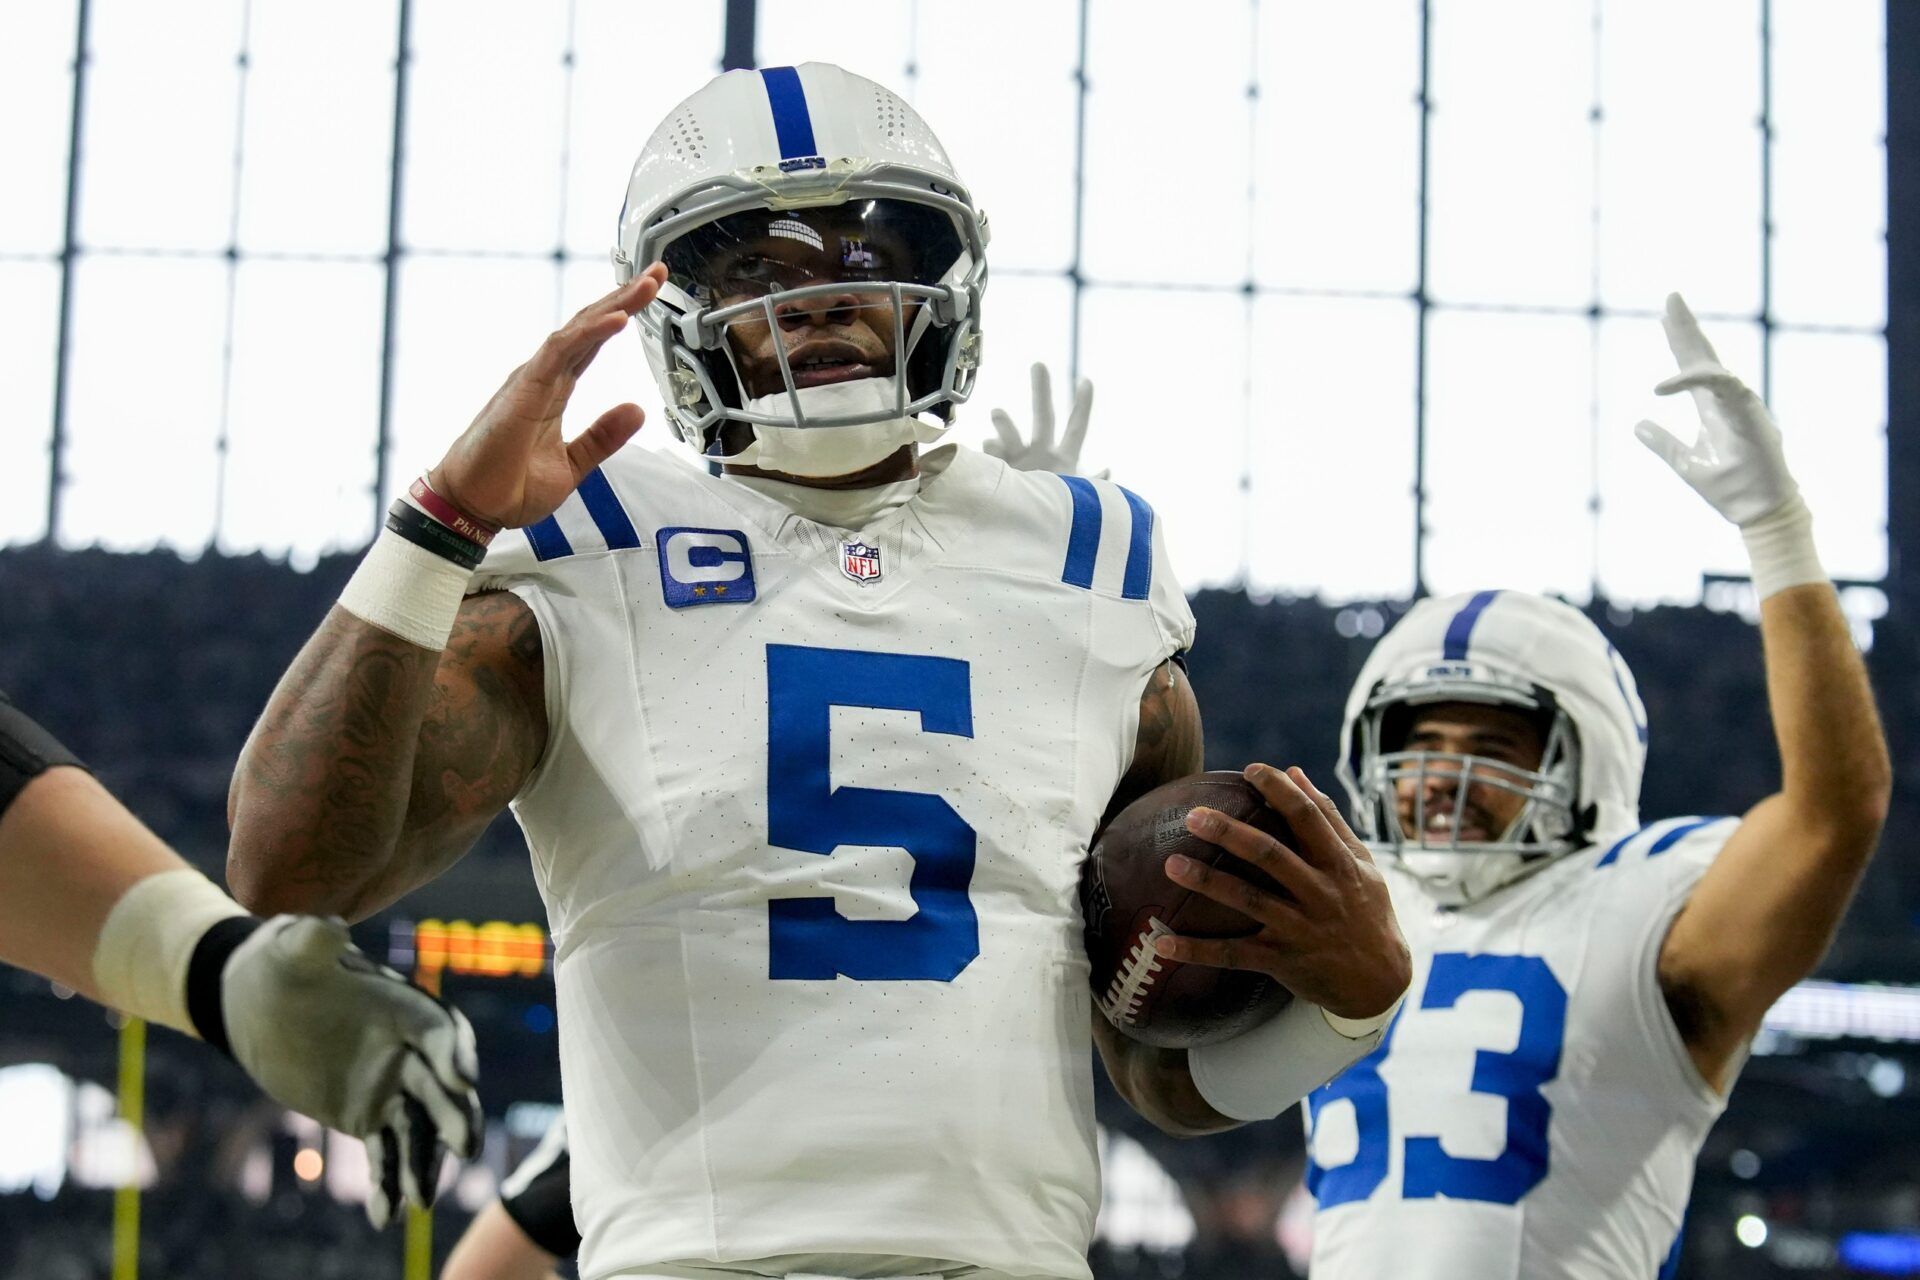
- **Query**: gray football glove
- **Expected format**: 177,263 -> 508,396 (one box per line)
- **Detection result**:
216,915 -> 482,1227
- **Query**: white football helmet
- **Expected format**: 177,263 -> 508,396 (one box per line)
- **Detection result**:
612,63 -> 989,478
1336,591 -> 1650,905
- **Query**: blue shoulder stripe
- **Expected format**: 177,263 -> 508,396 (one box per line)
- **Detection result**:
1595,816 -> 1730,868
526,516 -> 573,562
1647,816 -> 1729,858
576,467 -> 640,550
1059,475 -> 1102,589
1117,485 -> 1154,601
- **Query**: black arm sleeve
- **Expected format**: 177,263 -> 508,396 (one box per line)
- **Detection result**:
0,690 -> 87,819
500,1119 -> 581,1258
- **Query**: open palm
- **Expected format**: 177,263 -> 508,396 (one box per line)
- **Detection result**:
429,263 -> 669,529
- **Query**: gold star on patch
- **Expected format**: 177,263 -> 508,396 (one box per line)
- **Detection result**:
714,584 -> 728,595
693,585 -> 707,596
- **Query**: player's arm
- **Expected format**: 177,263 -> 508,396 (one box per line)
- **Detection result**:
227,265 -> 670,921
227,592 -> 545,921
442,1202 -> 564,1280
1636,296 -> 1892,1090
0,698 -> 480,1228
1090,660 -> 1237,1136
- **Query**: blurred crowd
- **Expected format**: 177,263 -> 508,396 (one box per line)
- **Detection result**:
3,547 -> 1917,1279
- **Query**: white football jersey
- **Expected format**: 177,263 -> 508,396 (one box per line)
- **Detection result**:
1305,815 -> 1739,1280
471,443 -> 1193,1280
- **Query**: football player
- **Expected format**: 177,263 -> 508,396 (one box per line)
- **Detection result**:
443,1113 -> 576,1280
1288,295 -> 1891,1277
0,690 -> 479,1227
227,64 -> 1409,1280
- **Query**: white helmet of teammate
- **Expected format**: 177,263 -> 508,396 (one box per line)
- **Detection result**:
612,63 -> 989,478
1336,591 -> 1650,905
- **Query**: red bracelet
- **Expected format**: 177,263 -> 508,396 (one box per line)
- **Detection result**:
409,476 -> 500,547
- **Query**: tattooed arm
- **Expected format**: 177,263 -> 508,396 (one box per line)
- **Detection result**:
1089,660 -> 1241,1137
226,592 -> 546,921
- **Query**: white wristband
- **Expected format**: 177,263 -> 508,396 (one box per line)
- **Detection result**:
1189,991 -> 1406,1123
92,869 -> 248,1036
1740,493 -> 1826,602
338,528 -> 474,651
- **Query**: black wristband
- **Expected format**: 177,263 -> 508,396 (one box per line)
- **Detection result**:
0,689 -> 88,819
385,499 -> 486,571
185,915 -> 266,1059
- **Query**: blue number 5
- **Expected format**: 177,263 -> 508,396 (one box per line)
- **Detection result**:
765,644 -> 979,981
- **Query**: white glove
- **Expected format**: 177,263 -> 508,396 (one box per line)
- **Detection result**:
1634,292 -> 1798,528
218,916 -> 482,1228
1634,292 -> 1825,600
987,362 -> 1107,478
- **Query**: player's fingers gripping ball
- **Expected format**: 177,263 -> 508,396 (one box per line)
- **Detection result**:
1082,772 -> 1298,1047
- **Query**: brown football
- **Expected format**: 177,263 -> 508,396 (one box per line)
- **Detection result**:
1081,771 -> 1297,1048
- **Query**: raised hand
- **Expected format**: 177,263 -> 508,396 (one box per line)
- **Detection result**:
1633,292 -> 1799,528
1153,764 -> 1410,1022
986,362 -> 1107,478
429,263 -> 670,529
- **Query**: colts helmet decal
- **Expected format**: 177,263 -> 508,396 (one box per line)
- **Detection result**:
1336,591 -> 1650,905
612,63 -> 990,479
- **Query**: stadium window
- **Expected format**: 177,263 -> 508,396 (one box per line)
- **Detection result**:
565,0 -> 728,260
1593,316 -> 1764,604
1251,1 -> 1422,296
0,264 -> 61,545
387,256 -> 566,480
1595,0 -> 1763,318
218,261 -> 387,567
234,2 -> 396,257
1422,309 -> 1593,598
1426,0 -> 1593,310
61,257 -> 229,551
1246,297 -> 1419,602
1079,287 -> 1250,589
404,2 -> 568,255
6,0 -> 1889,612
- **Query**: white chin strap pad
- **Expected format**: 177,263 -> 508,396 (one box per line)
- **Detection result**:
731,379 -> 946,478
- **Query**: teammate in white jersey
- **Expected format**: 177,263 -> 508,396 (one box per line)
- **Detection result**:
1299,296 -> 1891,1279
227,64 -> 1410,1280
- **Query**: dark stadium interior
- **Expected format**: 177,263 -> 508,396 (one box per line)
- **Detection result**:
5,545 -> 1920,1279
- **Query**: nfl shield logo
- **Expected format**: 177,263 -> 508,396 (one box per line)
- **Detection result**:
840,540 -> 882,585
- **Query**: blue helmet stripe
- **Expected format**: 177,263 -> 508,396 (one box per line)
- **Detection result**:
758,66 -> 818,162
1441,589 -> 1501,660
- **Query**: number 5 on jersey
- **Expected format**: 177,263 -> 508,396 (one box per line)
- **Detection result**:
765,644 -> 980,982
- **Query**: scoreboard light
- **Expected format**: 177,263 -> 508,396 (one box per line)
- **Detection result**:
388,919 -> 550,993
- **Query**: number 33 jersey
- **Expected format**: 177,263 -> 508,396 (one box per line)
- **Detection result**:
1305,816 -> 1739,1280
471,444 -> 1193,1280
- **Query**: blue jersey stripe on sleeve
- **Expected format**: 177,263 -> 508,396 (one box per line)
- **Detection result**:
526,516 -> 573,562
759,67 -> 819,162
576,467 -> 641,550
1441,589 -> 1501,660
1059,475 -> 1102,589
1117,486 -> 1154,601
1647,816 -> 1727,858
